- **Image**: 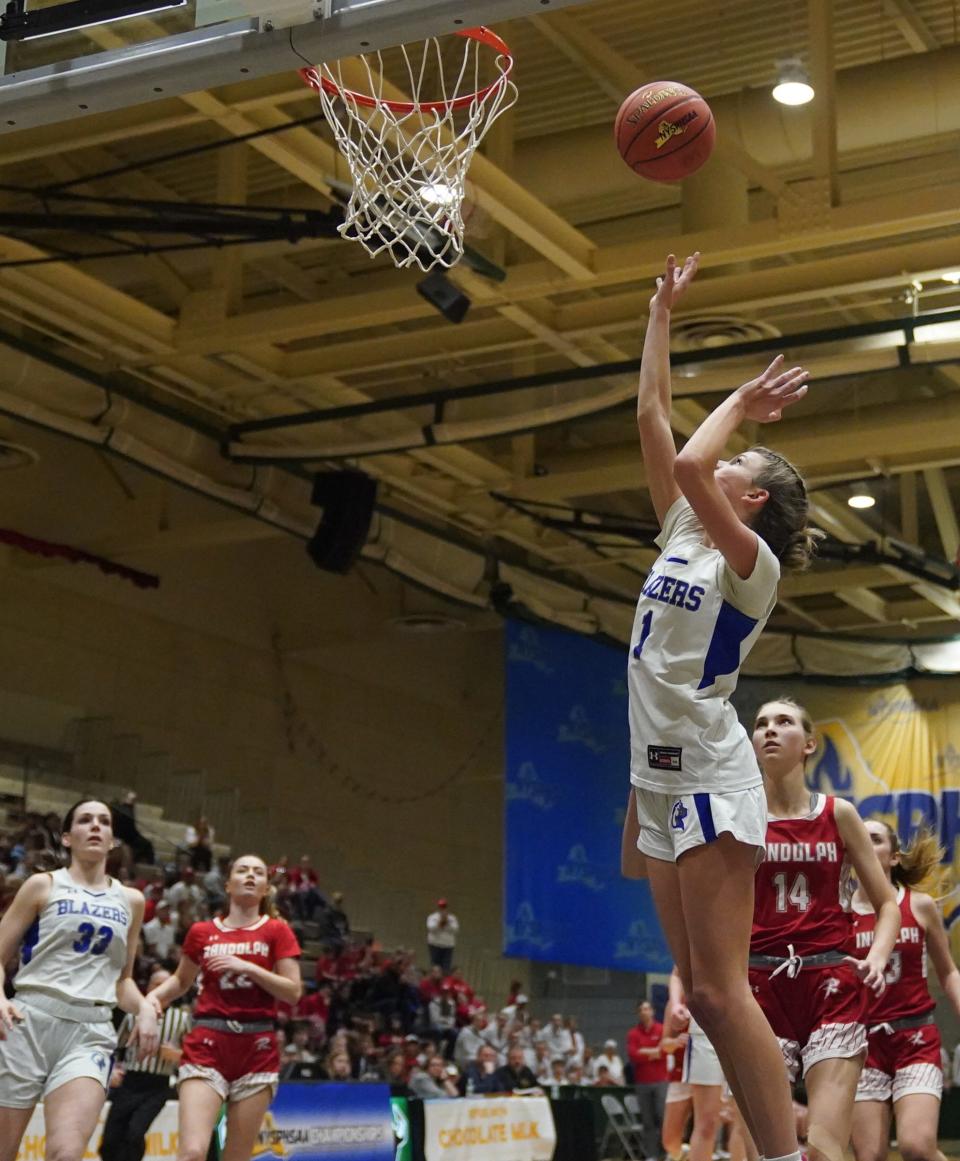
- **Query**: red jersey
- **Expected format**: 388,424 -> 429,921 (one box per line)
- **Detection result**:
626,1021 -> 668,1084
752,795 -> 851,958
183,914 -> 301,1021
852,887 -> 935,1024
668,1039 -> 686,1083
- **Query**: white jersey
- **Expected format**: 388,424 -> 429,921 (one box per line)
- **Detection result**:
15,867 -> 133,1008
628,497 -> 779,795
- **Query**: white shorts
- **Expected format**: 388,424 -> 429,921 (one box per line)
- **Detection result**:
666,1080 -> 691,1103
683,1029 -> 725,1088
178,1064 -> 279,1103
0,995 -> 116,1108
855,1063 -> 942,1104
634,785 -> 766,863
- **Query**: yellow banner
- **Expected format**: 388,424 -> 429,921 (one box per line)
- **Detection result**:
423,1097 -> 556,1161
16,1103 -> 178,1161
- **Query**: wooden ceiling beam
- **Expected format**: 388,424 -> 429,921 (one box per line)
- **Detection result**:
515,391 -> 960,503
883,0 -> 940,52
808,0 -> 839,206
922,467 -> 960,562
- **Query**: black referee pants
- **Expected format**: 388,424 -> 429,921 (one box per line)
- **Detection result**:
99,1071 -> 172,1161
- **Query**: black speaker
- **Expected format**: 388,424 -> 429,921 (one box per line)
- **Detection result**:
415,270 -> 471,324
306,470 -> 378,574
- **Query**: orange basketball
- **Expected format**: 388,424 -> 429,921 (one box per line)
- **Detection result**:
615,81 -> 716,182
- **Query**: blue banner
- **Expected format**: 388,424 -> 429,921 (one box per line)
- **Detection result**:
254,1083 -> 395,1160
504,622 -> 672,972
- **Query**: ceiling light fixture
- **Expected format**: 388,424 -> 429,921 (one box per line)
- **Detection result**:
419,183 -> 457,208
772,58 -> 815,106
848,484 -> 876,510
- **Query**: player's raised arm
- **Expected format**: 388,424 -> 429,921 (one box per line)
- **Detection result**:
673,355 -> 809,579
637,251 -> 699,525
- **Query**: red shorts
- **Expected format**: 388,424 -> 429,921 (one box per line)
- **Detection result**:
856,1020 -> 942,1104
179,1026 -> 279,1102
749,961 -> 867,1082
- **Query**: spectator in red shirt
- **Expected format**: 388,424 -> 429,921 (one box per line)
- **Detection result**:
420,965 -> 445,1006
288,854 -> 325,922
627,1000 -> 669,1161
443,967 -> 474,1004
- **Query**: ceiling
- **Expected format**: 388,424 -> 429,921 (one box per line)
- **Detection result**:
0,0 -> 960,645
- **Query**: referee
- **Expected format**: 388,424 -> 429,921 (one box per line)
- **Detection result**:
100,966 -> 192,1161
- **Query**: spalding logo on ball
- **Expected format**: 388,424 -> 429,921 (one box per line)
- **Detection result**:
615,81 -> 716,182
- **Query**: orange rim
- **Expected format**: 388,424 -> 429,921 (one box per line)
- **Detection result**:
299,26 -> 513,114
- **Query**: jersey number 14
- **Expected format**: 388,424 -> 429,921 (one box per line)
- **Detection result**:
772,872 -> 810,913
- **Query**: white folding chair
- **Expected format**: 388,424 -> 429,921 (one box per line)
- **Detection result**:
622,1092 -> 649,1142
599,1093 -> 643,1160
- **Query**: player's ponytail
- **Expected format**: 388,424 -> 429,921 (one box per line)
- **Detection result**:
261,884 -> 281,920
749,447 -> 825,572
881,822 -> 944,890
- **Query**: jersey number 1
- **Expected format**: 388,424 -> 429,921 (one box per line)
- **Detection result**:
632,610 -> 654,659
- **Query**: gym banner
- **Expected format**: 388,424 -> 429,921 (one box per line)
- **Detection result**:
423,1096 -> 555,1161
254,1083 -> 395,1160
504,621 -> 672,971
18,1101 -> 177,1160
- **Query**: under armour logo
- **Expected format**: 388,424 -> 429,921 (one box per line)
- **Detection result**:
821,977 -> 840,997
670,801 -> 688,831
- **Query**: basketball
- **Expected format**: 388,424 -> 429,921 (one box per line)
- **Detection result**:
615,81 -> 716,182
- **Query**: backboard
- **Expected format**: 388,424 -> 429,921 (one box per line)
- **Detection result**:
0,0 -> 591,134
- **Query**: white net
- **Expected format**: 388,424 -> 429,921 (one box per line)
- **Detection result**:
301,28 -> 517,271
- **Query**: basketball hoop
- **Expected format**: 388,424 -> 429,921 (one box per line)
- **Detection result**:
300,27 -> 516,271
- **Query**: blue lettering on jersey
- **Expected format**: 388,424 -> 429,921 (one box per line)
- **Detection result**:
56,899 -> 129,926
641,571 -> 705,611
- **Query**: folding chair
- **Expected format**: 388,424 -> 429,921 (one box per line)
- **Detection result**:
599,1093 -> 643,1160
622,1092 -> 649,1142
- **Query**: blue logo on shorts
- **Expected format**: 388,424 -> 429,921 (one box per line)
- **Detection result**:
92,1052 -> 106,1070
670,800 -> 688,831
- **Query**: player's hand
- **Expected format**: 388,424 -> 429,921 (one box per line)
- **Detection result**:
146,990 -> 164,1020
0,997 -> 24,1037
205,954 -> 250,975
649,252 -> 699,313
666,1000 -> 691,1027
130,1002 -> 160,1060
843,953 -> 887,995
735,355 -> 809,423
